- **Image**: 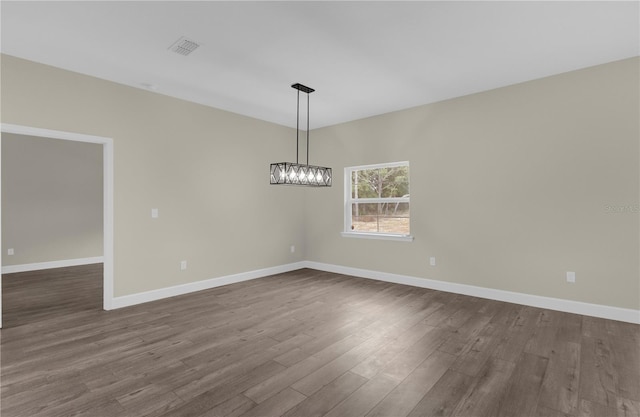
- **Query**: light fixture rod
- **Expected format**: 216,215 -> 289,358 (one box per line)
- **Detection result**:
296,88 -> 300,164
307,93 -> 310,166
291,83 -> 315,166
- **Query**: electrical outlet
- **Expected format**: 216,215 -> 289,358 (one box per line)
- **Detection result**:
151,208 -> 159,218
7,248 -> 15,256
566,271 -> 576,283
290,245 -> 295,253
429,257 -> 436,266
180,260 -> 187,271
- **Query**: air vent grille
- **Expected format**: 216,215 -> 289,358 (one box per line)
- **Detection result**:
169,37 -> 200,56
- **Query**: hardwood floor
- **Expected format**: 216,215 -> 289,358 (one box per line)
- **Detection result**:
1,266 -> 638,417
1,263 -> 103,328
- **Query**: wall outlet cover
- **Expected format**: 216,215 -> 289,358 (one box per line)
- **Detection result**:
566,271 -> 576,283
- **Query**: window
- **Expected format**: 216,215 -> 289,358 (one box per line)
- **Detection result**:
343,161 -> 412,241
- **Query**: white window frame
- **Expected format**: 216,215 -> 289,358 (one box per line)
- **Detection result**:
341,161 -> 413,242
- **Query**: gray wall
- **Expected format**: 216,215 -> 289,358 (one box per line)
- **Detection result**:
1,54 -> 637,312
305,57 -> 639,311
1,54 -> 306,296
1,133 -> 103,265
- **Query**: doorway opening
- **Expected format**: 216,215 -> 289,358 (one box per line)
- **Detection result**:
0,124 -> 114,328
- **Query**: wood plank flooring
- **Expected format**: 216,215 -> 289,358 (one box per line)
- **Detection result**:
1,263 -> 103,328
1,265 -> 638,417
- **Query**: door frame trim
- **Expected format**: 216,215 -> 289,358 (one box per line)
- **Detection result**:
0,124 -> 114,328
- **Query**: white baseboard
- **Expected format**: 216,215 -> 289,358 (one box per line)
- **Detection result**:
303,261 -> 640,325
104,259 -> 639,324
2,256 -> 105,274
111,261 -> 306,309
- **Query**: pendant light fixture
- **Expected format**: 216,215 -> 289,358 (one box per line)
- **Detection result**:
270,83 -> 332,187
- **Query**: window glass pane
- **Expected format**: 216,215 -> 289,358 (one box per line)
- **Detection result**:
351,166 -> 409,199
351,170 -> 360,199
379,166 -> 409,198
379,203 -> 410,234
353,169 -> 379,199
351,203 -> 410,235
351,203 -> 379,233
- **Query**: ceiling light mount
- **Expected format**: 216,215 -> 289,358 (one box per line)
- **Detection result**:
270,83 -> 332,187
291,83 -> 315,94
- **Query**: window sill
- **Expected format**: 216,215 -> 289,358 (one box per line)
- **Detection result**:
340,232 -> 414,242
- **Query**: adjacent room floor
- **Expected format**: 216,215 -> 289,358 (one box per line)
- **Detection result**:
1,267 -> 638,417
1,263 -> 103,328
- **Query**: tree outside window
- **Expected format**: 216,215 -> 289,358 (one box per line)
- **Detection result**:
345,162 -> 410,236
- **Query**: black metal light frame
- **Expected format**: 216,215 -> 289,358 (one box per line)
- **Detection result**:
270,83 -> 332,187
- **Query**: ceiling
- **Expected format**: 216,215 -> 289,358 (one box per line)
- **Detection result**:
1,1 -> 638,129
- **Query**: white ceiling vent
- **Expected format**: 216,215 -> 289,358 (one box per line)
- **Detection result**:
168,37 -> 200,56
